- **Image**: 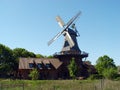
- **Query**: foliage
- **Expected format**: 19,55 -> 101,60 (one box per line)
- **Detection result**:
103,68 -> 118,80
36,54 -> 44,58
68,58 -> 78,79
88,74 -> 103,80
13,48 -> 36,58
95,55 -> 117,79
0,44 -> 17,75
114,75 -> 120,81
29,68 -> 39,80
117,66 -> 120,73
47,55 -> 54,58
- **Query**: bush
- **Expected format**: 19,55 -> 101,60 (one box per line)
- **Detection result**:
68,58 -> 78,79
103,68 -> 118,80
88,74 -> 103,80
95,55 -> 118,80
29,68 -> 39,80
114,76 -> 120,81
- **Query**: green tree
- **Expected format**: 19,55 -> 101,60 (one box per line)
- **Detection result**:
68,58 -> 78,79
117,66 -> 120,73
0,44 -> 17,76
29,68 -> 39,80
95,55 -> 117,79
47,55 -> 53,58
13,48 -> 36,58
103,68 -> 118,79
36,54 -> 44,58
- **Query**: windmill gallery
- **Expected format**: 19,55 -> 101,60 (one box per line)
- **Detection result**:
18,12 -> 96,80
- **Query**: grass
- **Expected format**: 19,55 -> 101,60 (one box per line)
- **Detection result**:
0,79 -> 120,90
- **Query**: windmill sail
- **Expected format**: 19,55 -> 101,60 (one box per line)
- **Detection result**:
64,31 -> 74,47
56,16 -> 65,28
65,11 -> 81,29
48,31 -> 63,46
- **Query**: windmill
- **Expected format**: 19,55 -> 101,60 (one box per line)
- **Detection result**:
48,11 -> 88,57
47,12 -> 89,78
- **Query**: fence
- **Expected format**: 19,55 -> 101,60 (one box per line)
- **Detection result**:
0,79 -> 120,90
0,83 -> 24,90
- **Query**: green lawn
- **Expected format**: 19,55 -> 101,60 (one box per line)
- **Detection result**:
0,79 -> 120,90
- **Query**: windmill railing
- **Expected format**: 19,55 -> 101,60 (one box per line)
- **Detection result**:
54,51 -> 80,55
81,51 -> 88,58
53,51 -> 88,57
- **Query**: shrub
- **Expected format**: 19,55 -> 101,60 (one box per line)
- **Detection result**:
88,74 -> 103,80
68,58 -> 78,79
103,68 -> 118,80
29,68 -> 39,80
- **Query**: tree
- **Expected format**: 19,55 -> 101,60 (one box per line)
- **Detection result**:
95,55 -> 117,79
47,55 -> 53,58
13,48 -> 36,58
0,44 -> 17,76
103,68 -> 118,79
36,54 -> 44,58
117,66 -> 120,73
29,68 -> 39,80
68,58 -> 78,79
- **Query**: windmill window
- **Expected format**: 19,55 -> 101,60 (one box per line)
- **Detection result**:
29,63 -> 33,68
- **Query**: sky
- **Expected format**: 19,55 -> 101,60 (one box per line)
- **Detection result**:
0,0 -> 120,65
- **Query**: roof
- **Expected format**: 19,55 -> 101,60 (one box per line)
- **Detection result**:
19,58 -> 63,70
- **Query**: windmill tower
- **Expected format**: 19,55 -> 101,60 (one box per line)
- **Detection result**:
48,12 -> 89,78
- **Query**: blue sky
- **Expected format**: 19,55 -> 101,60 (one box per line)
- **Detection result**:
0,0 -> 120,65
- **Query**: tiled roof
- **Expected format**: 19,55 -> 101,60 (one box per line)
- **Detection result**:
19,58 -> 62,69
